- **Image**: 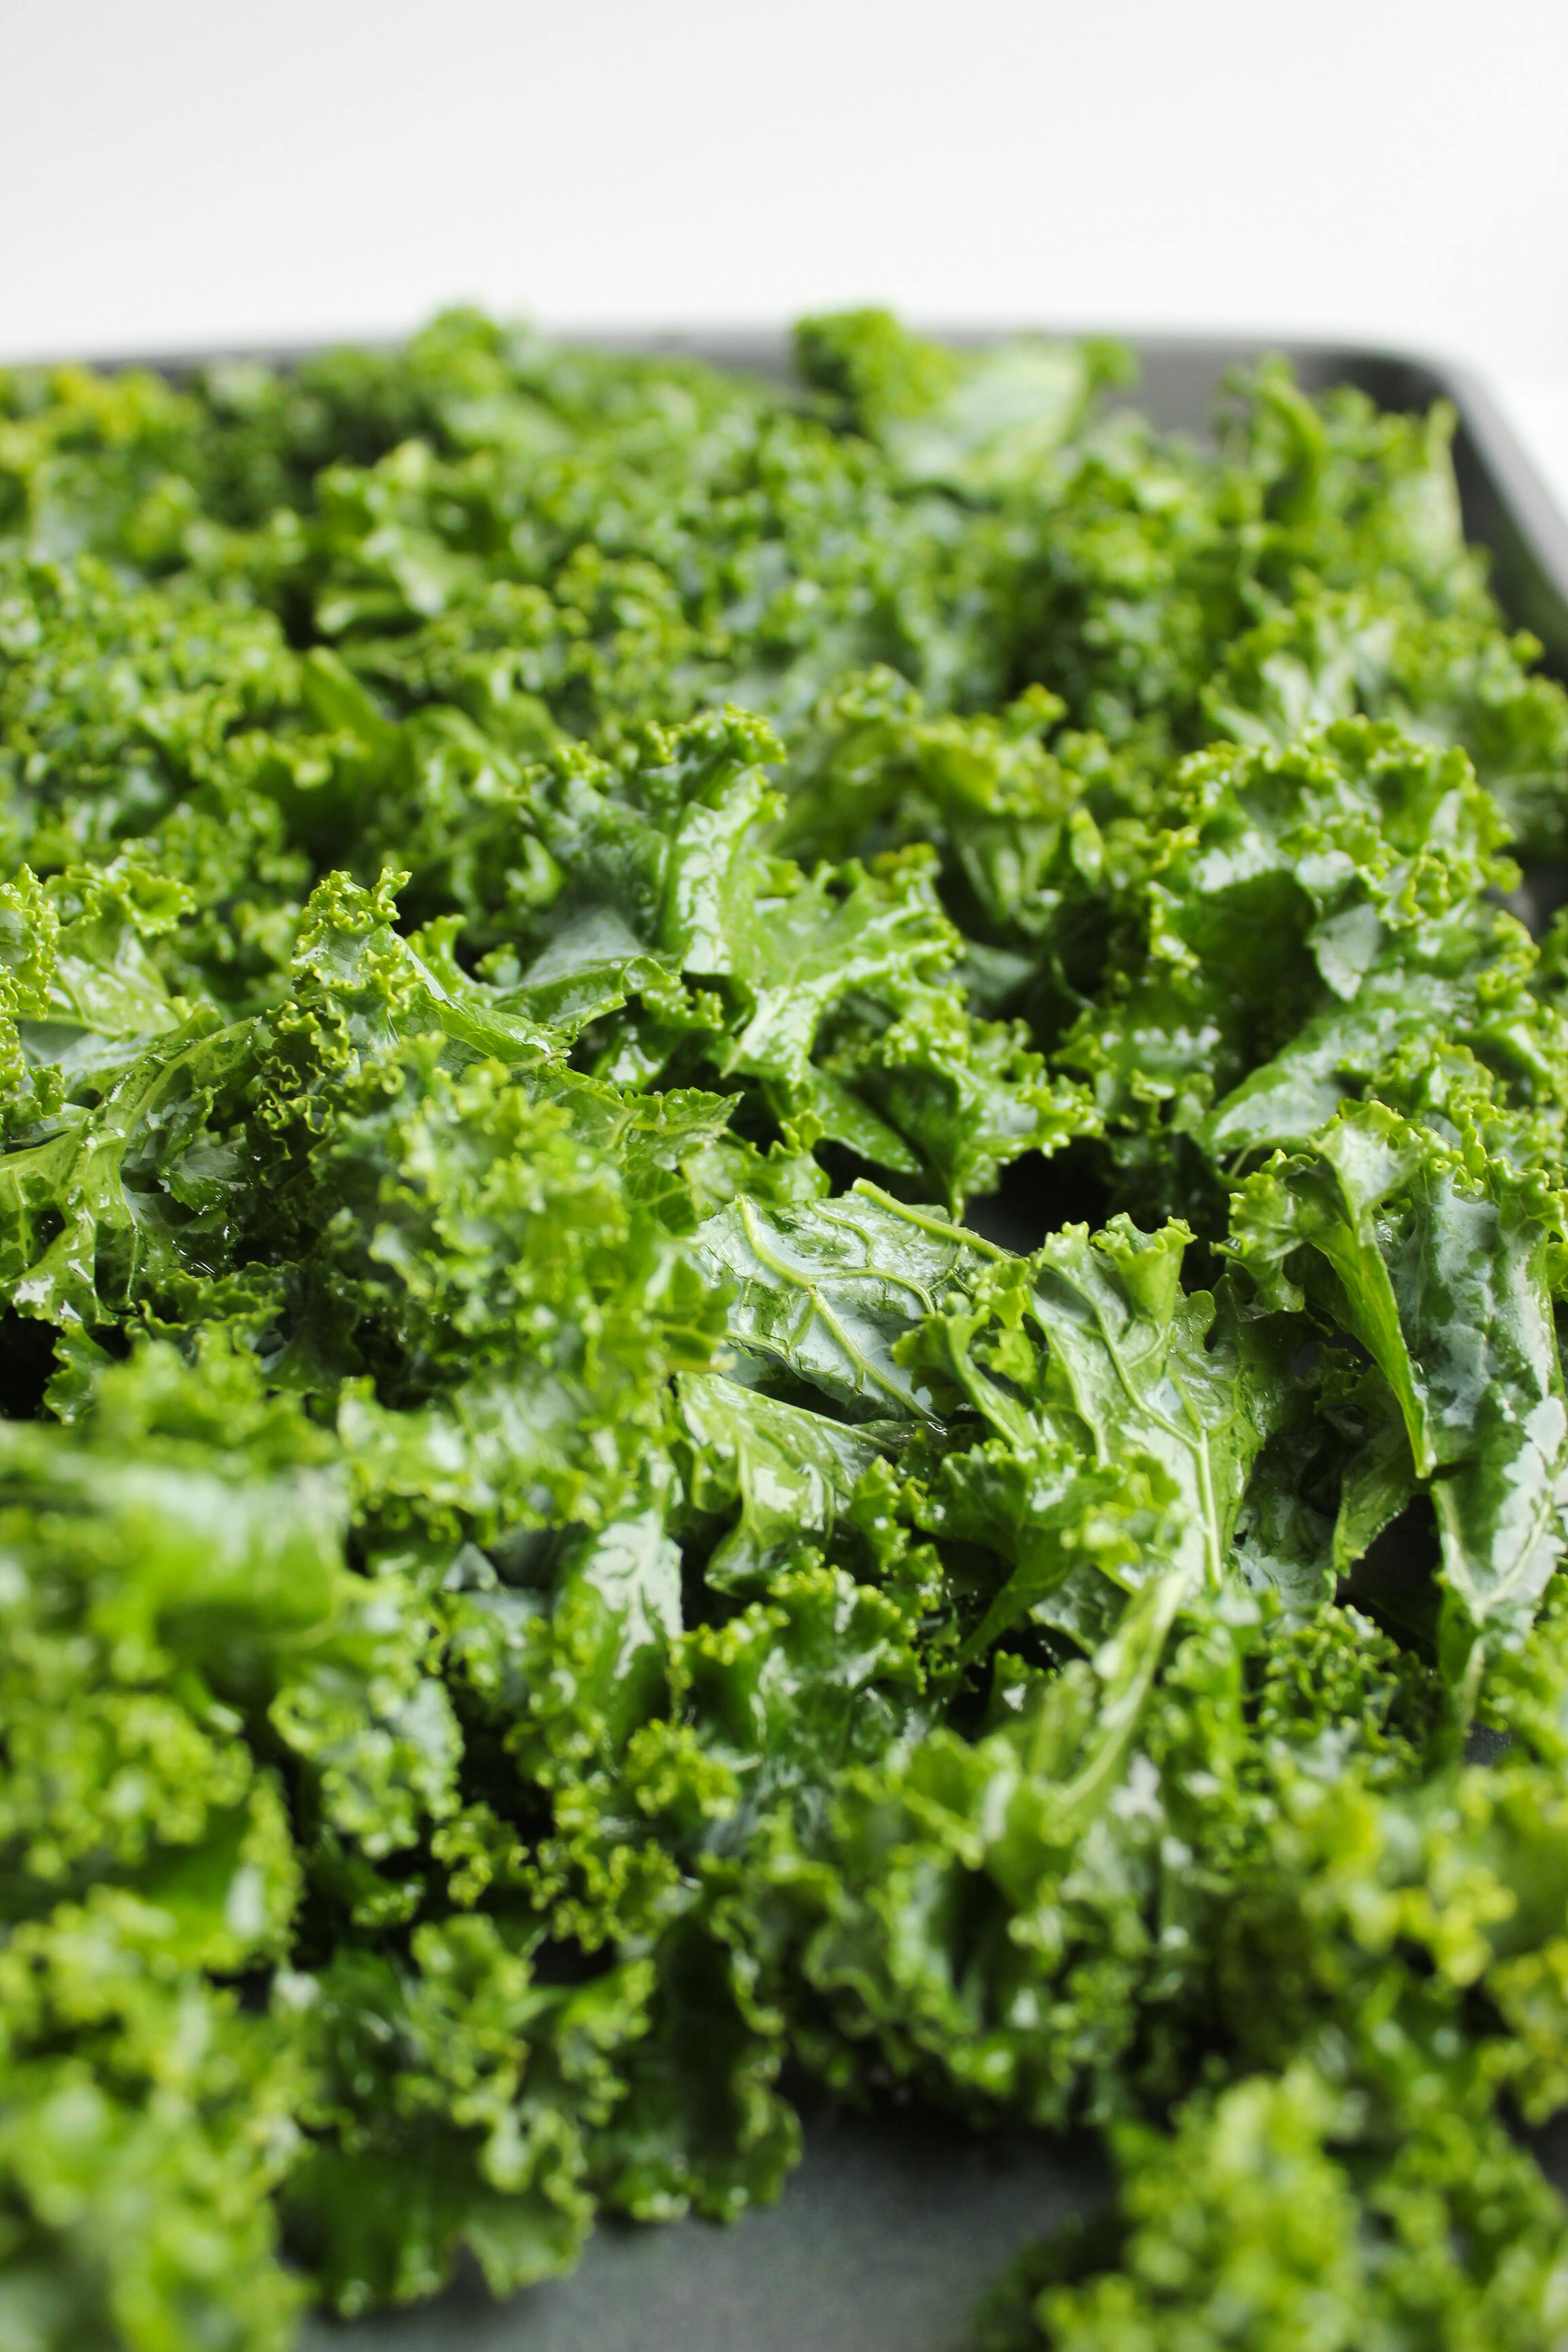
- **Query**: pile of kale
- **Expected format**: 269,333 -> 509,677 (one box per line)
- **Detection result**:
4,309 -> 1568,2349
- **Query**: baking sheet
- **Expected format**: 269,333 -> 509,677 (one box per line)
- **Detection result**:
60,326 -> 1568,2350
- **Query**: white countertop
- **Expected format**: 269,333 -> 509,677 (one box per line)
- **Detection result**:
5,2 -> 1567,552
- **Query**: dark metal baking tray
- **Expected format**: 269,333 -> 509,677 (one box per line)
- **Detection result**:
45,327 -> 1568,2351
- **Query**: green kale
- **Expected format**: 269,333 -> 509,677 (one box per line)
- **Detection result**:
3,310 -> 1568,2351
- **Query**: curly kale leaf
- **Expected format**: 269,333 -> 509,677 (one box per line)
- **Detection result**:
282,1925 -> 653,2314
502,708 -> 1092,1203
978,2064 -> 1568,2352
1058,721 -> 1546,1177
676,1369 -> 892,1592
695,1181 -> 998,1417
794,308 -> 1130,496
908,1216 -> 1291,1648
1230,1100 -> 1568,1676
0,1337 -> 463,2350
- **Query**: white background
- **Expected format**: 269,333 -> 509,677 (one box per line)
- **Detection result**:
4,0 -> 1568,507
